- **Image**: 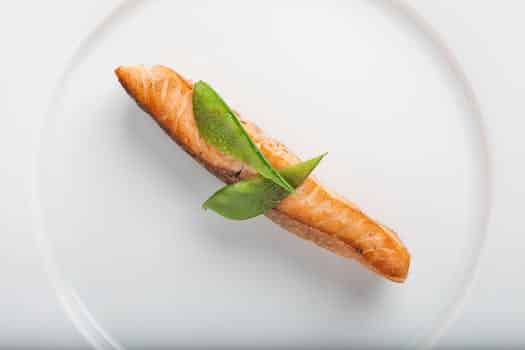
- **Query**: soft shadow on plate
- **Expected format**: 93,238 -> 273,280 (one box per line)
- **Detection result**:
121,96 -> 386,305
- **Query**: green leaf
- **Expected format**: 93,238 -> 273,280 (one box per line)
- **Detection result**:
193,81 -> 294,192
203,153 -> 326,220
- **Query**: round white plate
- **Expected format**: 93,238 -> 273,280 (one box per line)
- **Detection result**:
34,1 -> 489,349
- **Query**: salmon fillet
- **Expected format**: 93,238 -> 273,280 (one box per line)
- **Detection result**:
115,65 -> 410,282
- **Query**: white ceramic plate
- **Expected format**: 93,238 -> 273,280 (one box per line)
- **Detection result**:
34,1 -> 489,349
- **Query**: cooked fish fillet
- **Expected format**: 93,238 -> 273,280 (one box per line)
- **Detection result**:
115,65 -> 410,282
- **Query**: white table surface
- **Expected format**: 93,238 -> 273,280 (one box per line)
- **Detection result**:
1,1 -> 523,348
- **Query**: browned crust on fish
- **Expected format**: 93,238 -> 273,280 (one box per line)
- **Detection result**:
265,209 -> 400,280
115,65 -> 410,282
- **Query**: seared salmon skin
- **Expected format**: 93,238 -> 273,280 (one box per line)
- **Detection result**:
115,65 -> 410,282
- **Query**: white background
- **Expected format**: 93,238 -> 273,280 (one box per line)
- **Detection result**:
0,1 -> 523,348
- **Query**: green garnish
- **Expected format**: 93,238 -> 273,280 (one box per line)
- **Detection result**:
203,154 -> 326,220
193,81 -> 294,192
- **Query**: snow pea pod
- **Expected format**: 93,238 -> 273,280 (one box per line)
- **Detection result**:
193,81 -> 294,192
203,153 -> 326,220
